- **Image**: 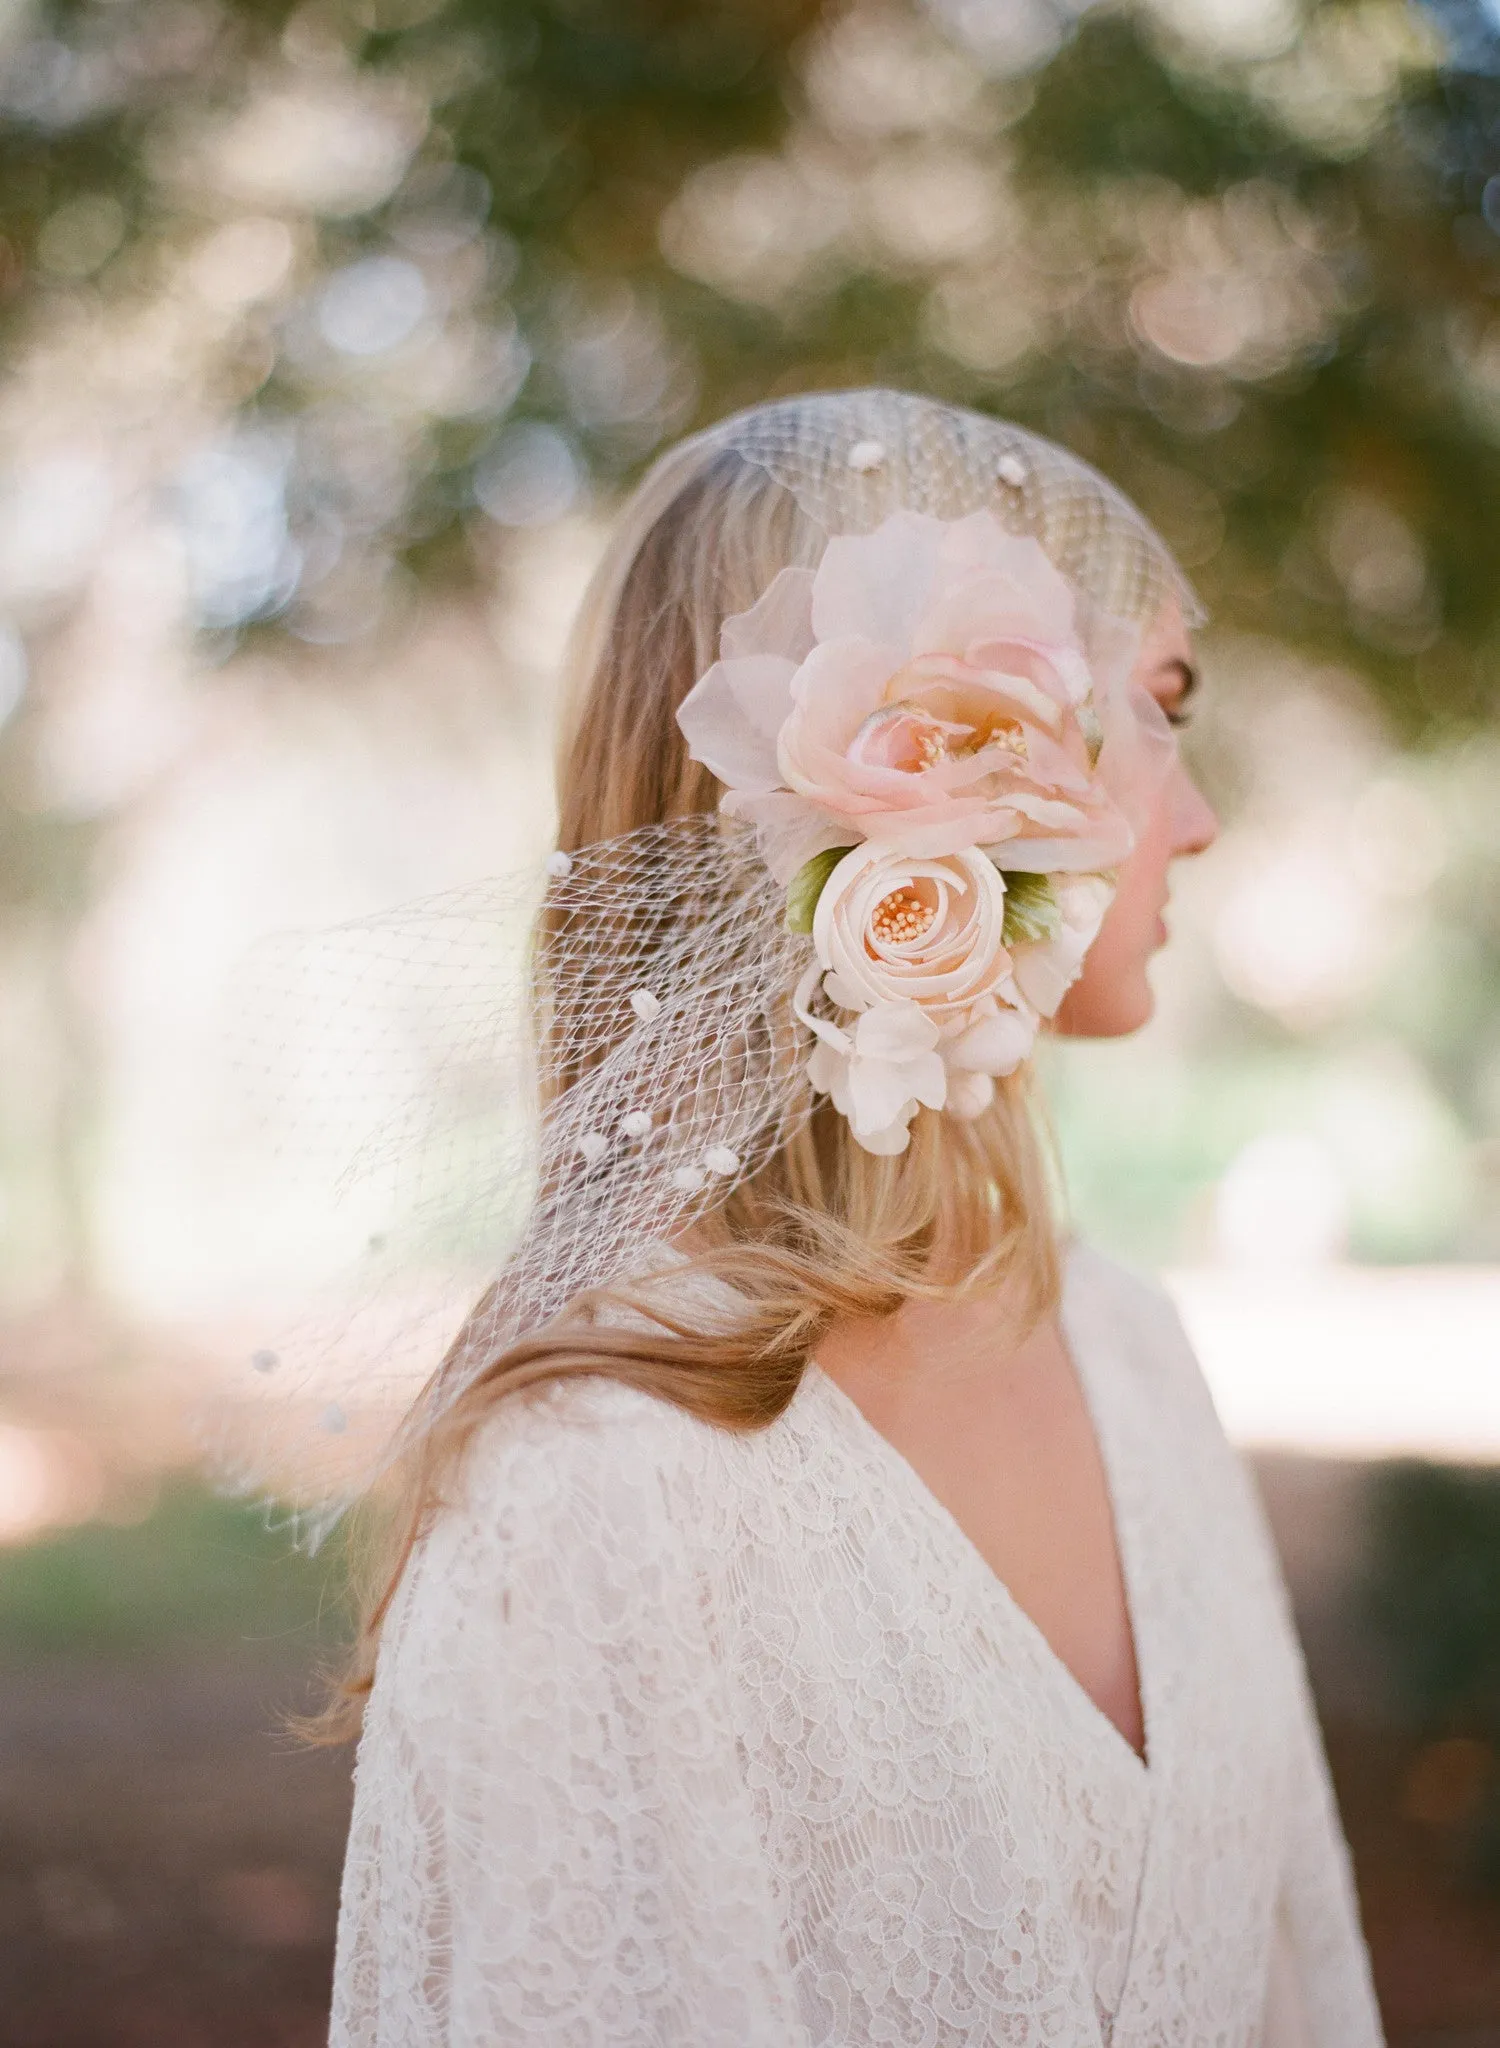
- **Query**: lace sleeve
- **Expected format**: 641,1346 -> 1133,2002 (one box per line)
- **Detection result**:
1264,1646 -> 1385,2048
329,1385 -> 809,2048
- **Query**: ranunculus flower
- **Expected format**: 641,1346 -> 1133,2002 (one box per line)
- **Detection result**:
812,843 -> 1012,1023
676,508 -> 1171,881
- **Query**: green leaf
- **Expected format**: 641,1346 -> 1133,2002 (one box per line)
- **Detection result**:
1000,870 -> 1062,947
784,845 -> 856,934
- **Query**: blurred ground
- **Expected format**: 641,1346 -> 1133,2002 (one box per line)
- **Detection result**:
0,1488 -> 350,2048
1,1462 -> 1499,2047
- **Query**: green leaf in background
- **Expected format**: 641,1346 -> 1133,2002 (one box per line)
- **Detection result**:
1000,871 -> 1062,947
785,845 -> 855,933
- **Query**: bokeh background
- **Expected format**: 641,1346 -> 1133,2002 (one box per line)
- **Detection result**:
0,0 -> 1498,2040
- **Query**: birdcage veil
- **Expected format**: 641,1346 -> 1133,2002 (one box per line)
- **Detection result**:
208,389 -> 1199,1544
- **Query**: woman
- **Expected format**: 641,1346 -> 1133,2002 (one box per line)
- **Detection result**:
324,391 -> 1383,2045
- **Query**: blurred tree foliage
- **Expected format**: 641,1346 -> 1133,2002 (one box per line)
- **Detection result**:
1363,1460 -> 1500,1887
1,0 -> 1498,738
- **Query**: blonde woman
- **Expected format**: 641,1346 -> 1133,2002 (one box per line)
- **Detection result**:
321,392 -> 1383,2046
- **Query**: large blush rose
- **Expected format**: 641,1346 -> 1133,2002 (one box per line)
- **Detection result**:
676,509 -> 1172,881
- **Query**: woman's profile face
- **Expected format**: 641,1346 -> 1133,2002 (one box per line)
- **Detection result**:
1054,602 -> 1218,1039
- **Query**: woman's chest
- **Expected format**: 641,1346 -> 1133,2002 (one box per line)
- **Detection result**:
705,1362 -> 1298,2040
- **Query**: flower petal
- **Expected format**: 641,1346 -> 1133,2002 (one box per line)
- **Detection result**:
945,1069 -> 995,1119
850,1113 -> 916,1156
720,565 -> 817,664
852,999 -> 941,1062
810,510 -> 945,650
947,1005 -> 1036,1076
726,788 -> 856,884
677,654 -> 798,793
847,1048 -> 947,1130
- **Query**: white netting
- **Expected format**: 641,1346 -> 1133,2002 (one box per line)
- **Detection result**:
697,388 -> 1203,631
212,818 -> 810,1539
209,389 -> 1199,1534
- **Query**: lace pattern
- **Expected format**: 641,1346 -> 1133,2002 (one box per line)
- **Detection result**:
330,1246 -> 1383,2047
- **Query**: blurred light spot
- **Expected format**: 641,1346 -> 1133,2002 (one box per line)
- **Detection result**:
1345,777 -> 1445,897
1249,3 -> 1439,153
1403,1737 -> 1496,1829
1146,0 -> 1301,60
0,1424 -> 106,1543
0,624 -> 27,728
390,162 -> 493,255
1132,271 -> 1260,368
318,256 -> 428,356
189,218 -> 296,309
802,9 -> 983,136
1214,1131 -> 1350,1266
474,424 -> 580,527
0,449 -> 113,603
203,80 -> 426,218
294,398 -> 411,533
0,40 -> 76,124
557,290 -> 675,428
927,269 -> 1042,374
36,193 -> 126,279
1213,849 -> 1382,1022
177,431 -> 300,628
407,318 -> 531,420
867,146 -> 996,264
1320,489 -> 1428,615
1130,183 -> 1342,382
1315,1046 -> 1469,1258
660,152 -> 849,305
212,1866 -> 327,1946
928,0 -> 1065,75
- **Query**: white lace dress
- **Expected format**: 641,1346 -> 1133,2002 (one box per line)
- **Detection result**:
329,1244 -> 1384,2047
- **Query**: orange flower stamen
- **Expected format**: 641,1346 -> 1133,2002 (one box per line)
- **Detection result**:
870,887 -> 937,946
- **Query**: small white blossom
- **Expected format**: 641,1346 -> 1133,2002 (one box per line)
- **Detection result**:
621,1110 -> 653,1138
629,989 -> 662,1023
670,1164 -> 706,1193
996,453 -> 1028,487
544,849 -> 573,878
703,1145 -> 740,1176
577,1130 -> 610,1166
847,439 -> 886,472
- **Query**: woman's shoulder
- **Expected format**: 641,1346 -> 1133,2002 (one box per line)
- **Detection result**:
374,1378 -> 747,1710
1064,1236 -> 1183,1326
415,1368 -> 750,1589
1064,1238 -> 1217,1411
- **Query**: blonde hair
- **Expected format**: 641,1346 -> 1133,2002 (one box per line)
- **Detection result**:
313,436 -> 1062,1738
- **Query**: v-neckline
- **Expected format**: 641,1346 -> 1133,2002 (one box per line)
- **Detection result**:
805,1247 -> 1152,1781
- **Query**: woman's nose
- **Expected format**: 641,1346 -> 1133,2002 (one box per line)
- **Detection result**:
1170,765 -> 1218,859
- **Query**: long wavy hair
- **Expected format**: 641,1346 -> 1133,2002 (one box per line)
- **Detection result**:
312,432 -> 1063,1739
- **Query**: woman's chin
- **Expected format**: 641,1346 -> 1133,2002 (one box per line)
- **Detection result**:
1053,971 -> 1156,1040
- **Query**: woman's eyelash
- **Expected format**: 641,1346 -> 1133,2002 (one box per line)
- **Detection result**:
1165,708 -> 1194,730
